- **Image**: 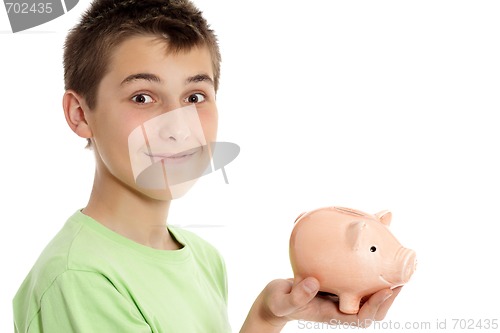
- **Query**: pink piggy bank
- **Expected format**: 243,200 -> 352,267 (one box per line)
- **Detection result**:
290,206 -> 417,314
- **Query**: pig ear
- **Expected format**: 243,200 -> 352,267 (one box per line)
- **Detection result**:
346,221 -> 366,251
294,212 -> 306,224
375,210 -> 392,226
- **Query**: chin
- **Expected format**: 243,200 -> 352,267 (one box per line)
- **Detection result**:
139,178 -> 199,201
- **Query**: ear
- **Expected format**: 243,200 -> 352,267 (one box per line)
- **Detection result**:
294,212 -> 306,224
375,210 -> 392,226
346,221 -> 366,251
63,90 -> 93,139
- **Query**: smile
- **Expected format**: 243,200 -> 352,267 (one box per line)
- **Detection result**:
145,146 -> 202,163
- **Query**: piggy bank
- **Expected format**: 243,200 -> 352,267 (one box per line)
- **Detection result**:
289,206 -> 417,314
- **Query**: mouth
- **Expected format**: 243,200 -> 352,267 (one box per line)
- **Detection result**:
146,146 -> 202,163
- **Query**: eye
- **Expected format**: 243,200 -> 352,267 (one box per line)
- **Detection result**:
131,94 -> 154,104
370,246 -> 377,252
185,93 -> 206,104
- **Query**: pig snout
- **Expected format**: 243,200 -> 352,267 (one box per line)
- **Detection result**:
396,247 -> 417,284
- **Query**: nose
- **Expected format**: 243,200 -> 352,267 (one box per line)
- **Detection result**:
158,108 -> 192,142
399,248 -> 417,283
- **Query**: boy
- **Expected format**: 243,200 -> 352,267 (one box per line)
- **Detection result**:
13,0 -> 400,332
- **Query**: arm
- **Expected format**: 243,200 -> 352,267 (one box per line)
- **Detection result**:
240,277 -> 401,333
26,270 -> 151,333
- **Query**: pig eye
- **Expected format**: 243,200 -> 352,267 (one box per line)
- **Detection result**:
370,246 -> 377,252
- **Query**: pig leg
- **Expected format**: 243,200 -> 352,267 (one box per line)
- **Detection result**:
338,294 -> 361,314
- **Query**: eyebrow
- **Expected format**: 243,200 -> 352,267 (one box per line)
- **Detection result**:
120,73 -> 214,87
121,73 -> 162,86
186,73 -> 214,86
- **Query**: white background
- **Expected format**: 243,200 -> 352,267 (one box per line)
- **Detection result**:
1,1 -> 499,332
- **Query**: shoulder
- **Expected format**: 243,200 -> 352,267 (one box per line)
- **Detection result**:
13,211 -> 114,331
18,212 -> 88,290
13,211 -> 117,307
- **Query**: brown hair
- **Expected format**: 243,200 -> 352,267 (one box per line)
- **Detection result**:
63,0 -> 221,111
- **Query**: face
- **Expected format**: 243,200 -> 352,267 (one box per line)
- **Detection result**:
84,35 -> 218,200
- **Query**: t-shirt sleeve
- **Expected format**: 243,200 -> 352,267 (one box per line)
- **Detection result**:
26,270 -> 152,333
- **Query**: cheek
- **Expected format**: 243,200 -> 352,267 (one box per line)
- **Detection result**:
95,113 -> 144,165
199,110 -> 218,142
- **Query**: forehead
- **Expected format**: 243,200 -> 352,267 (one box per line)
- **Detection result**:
107,35 -> 214,79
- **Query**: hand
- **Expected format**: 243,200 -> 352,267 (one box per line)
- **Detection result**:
240,277 -> 402,332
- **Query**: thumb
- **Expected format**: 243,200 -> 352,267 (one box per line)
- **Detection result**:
270,277 -> 320,317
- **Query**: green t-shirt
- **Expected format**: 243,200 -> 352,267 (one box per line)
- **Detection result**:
13,210 -> 231,332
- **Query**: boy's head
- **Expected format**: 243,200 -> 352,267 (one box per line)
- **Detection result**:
62,0 -> 220,200
64,0 -> 220,112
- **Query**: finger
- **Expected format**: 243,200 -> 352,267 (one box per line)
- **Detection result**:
268,277 -> 320,317
356,289 -> 393,327
374,286 -> 402,321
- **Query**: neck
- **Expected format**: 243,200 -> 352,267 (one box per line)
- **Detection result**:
82,164 -> 181,250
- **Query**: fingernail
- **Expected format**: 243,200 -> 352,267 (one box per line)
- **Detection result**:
383,291 -> 393,302
303,279 -> 318,294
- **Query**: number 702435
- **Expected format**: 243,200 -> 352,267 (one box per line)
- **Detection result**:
452,319 -> 498,330
5,2 -> 53,14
